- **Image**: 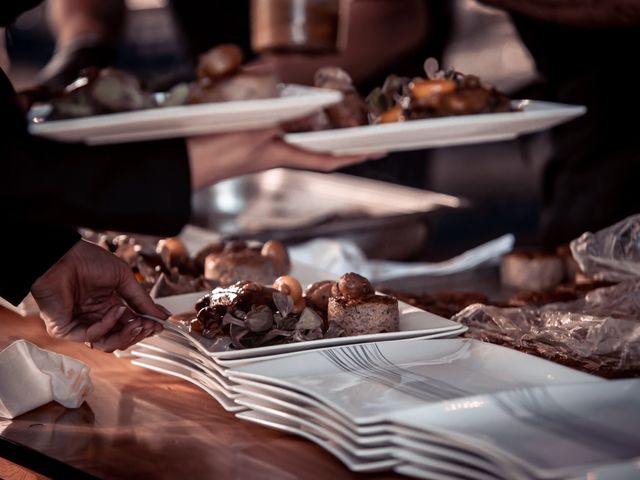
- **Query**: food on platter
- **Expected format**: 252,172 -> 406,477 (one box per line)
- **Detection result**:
35,43 -> 514,142
500,245 -> 604,292
83,231 -> 290,297
37,44 -> 280,121
313,67 -> 369,128
182,272 -> 399,349
203,239 -> 290,286
500,249 -> 566,291
284,57 -> 515,132
184,45 -> 279,104
45,67 -> 155,120
366,58 -> 513,124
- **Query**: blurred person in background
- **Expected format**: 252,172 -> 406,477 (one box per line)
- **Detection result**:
483,0 -> 640,247
19,0 -> 449,191
24,0 -> 640,250
1,0 -> 370,352
32,0 -> 448,93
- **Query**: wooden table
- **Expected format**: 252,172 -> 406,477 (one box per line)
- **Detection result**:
0,308 -> 400,480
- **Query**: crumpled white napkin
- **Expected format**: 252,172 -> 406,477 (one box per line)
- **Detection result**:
290,234 -> 515,281
0,340 -> 93,419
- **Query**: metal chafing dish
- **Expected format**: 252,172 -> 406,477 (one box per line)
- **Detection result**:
191,168 -> 465,260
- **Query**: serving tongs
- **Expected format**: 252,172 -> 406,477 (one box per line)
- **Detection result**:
138,314 -> 211,357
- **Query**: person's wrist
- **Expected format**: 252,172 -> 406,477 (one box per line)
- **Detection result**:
186,129 -> 281,190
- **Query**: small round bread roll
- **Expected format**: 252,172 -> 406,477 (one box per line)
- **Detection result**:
500,250 -> 565,291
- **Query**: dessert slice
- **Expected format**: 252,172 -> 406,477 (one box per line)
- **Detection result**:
327,272 -> 399,336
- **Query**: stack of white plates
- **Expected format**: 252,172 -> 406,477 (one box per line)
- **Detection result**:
225,339 -> 640,479
127,283 -> 640,479
128,283 -> 468,413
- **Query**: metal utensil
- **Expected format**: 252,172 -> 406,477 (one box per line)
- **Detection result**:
138,314 -> 211,356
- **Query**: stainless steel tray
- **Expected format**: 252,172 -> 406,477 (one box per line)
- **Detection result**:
191,168 -> 465,260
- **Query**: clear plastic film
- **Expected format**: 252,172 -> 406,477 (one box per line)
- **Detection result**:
570,213 -> 640,281
453,215 -> 640,376
452,281 -> 640,374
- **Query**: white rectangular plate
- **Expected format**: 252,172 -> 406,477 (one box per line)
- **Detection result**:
154,292 -> 466,362
283,100 -> 586,154
229,338 -> 599,424
387,379 -> 640,479
230,376 -> 522,478
28,84 -> 341,145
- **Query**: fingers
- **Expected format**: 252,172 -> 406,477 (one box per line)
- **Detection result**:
115,273 -> 166,334
116,267 -> 170,320
85,305 -> 128,344
117,305 -> 164,335
87,305 -> 160,352
91,319 -> 143,353
269,139 -> 384,172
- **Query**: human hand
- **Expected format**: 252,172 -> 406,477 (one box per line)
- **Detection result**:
187,128 -> 381,190
31,239 -> 166,352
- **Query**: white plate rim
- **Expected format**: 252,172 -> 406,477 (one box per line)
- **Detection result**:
28,84 -> 342,142
283,100 -> 586,154
386,380 -> 639,479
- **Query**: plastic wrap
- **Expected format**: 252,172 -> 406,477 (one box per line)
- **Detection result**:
452,281 -> 640,375
570,213 -> 640,281
453,216 -> 640,376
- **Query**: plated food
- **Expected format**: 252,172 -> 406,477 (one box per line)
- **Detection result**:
179,272 -> 400,349
85,231 -> 290,297
28,47 -> 584,149
35,45 -> 280,121
36,49 -> 510,125
284,58 -> 515,133
281,61 -> 584,154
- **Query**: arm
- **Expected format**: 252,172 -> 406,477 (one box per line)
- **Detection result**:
38,0 -> 125,88
0,224 -> 80,306
7,135 -> 192,235
479,0 -> 640,28
47,0 -> 125,46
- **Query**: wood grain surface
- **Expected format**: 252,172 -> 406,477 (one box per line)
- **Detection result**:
0,457 -> 49,480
